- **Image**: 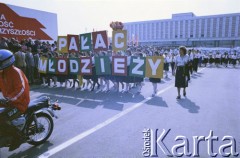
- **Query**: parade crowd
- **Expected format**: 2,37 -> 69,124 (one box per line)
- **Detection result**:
0,37 -> 240,98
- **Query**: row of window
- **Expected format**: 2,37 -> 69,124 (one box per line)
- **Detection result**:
125,16 -> 240,41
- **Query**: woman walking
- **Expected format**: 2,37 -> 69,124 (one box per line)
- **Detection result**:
174,46 -> 188,99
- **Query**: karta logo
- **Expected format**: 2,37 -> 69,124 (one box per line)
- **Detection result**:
0,3 -> 52,40
142,128 -> 239,157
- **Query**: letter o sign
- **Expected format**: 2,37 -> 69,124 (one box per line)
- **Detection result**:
58,60 -> 66,73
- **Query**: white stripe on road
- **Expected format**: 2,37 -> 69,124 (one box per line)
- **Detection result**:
30,92 -> 102,102
38,84 -> 174,158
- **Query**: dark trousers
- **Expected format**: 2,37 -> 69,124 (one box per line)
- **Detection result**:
26,66 -> 35,84
171,62 -> 175,74
193,58 -> 199,72
188,61 -> 193,75
185,64 -> 190,81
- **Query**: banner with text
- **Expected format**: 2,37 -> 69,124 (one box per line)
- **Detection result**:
38,56 -> 164,78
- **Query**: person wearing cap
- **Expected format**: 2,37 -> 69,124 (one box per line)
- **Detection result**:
173,46 -> 188,99
0,49 -> 30,151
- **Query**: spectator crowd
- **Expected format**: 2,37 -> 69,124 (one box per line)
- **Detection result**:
0,37 -> 239,97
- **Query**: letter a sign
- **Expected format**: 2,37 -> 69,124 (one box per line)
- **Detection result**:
92,31 -> 108,51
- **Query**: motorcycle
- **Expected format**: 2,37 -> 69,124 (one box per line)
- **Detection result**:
0,96 -> 61,150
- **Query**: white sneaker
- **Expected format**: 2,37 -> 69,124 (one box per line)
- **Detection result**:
41,83 -> 47,87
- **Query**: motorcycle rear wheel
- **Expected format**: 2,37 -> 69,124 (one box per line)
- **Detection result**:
25,112 -> 54,146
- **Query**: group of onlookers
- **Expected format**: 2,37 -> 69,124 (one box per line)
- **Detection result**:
0,37 -> 58,84
0,37 -> 239,97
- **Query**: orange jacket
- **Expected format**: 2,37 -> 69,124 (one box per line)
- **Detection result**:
0,66 -> 30,113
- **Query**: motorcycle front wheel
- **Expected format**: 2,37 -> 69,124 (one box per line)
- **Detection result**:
25,112 -> 54,145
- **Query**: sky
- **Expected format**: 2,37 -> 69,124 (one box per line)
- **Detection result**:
0,0 -> 240,36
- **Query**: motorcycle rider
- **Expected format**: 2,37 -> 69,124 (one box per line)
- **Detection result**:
0,49 -> 30,151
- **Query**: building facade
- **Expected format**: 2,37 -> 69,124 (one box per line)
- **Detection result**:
124,12 -> 240,47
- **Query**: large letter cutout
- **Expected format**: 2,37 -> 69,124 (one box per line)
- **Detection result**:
112,56 -> 127,76
67,34 -> 80,52
129,56 -> 145,77
80,33 -> 92,51
145,56 -> 164,78
80,57 -> 92,75
57,36 -> 68,53
95,56 -> 111,75
92,31 -> 108,51
112,30 -> 127,51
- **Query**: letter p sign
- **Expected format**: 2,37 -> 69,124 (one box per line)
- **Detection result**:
58,36 -> 68,53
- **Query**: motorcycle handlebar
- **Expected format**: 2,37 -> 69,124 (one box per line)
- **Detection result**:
51,103 -> 61,111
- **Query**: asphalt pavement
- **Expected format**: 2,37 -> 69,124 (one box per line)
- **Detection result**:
0,65 -> 240,158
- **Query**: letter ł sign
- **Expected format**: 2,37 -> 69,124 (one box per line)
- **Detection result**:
80,33 -> 92,51
48,58 -> 56,74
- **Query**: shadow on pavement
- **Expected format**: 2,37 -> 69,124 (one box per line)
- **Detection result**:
197,72 -> 204,75
8,141 -> 53,158
103,102 -> 124,111
145,96 -> 168,107
159,80 -> 166,84
32,89 -> 145,111
163,77 -> 172,81
195,73 -> 203,77
102,92 -> 145,111
77,100 -> 102,109
177,97 -> 200,113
